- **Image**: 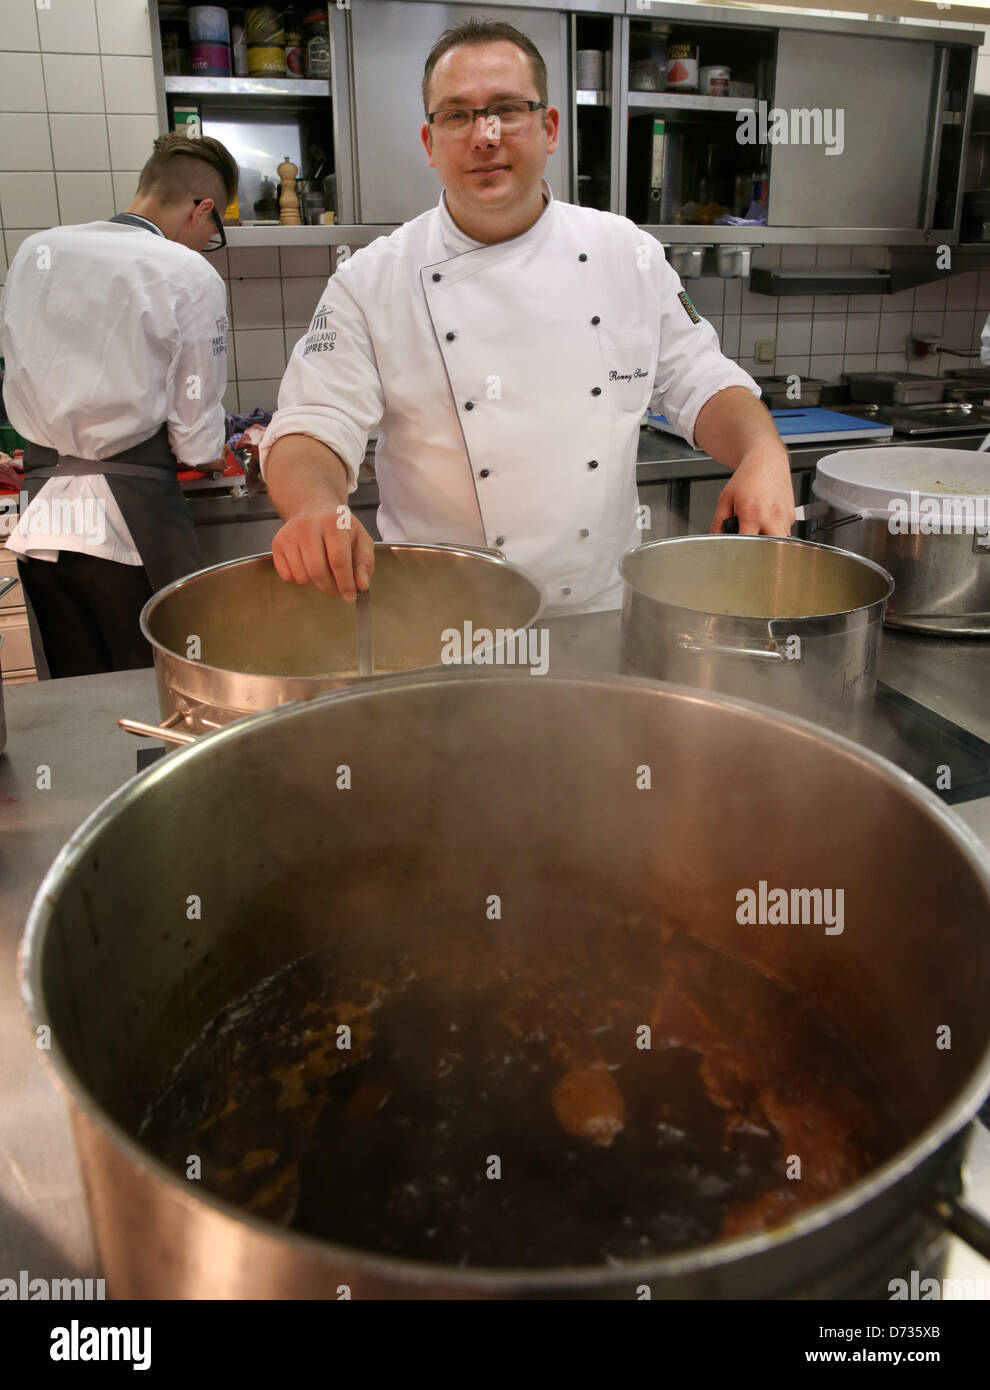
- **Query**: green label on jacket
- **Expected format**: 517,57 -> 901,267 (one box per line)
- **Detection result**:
678,290 -> 700,324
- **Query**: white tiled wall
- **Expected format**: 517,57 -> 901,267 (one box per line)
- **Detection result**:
692,245 -> 988,385
0,0 -> 155,274
218,246 -> 337,413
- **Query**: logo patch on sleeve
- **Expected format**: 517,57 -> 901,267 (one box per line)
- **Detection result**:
677,290 -> 700,324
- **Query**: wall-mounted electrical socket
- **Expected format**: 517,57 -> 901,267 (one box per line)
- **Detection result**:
756,340 -> 776,363
909,333 -> 941,359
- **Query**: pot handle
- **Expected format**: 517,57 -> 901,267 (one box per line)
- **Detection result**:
813,511 -> 862,534
420,541 -> 507,562
676,635 -> 786,663
938,1122 -> 990,1264
117,713 -> 198,746
721,509 -> 859,536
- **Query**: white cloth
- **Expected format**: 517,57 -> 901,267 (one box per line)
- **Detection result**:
4,477 -> 143,564
0,217 -> 228,563
261,183 -> 760,616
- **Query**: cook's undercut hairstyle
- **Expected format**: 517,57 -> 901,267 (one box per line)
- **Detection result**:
137,132 -> 239,210
422,19 -> 549,116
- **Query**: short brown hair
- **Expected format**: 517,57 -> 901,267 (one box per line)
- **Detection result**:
422,19 -> 548,116
137,132 -> 239,209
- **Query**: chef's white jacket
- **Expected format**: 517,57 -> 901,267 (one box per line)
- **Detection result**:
261,182 -> 760,615
0,217 -> 228,563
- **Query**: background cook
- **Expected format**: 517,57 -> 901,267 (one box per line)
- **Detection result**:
0,133 -> 237,677
260,19 -> 795,614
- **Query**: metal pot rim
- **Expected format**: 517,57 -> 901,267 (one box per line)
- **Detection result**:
20,671 -> 990,1289
620,534 -> 895,623
138,544 -> 545,680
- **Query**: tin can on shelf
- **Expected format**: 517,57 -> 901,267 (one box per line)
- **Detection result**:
283,9 -> 303,75
191,41 -> 231,75
229,9 -> 249,76
247,5 -> 286,75
160,9 -> 190,75
188,5 -> 230,43
700,65 -> 731,96
665,41 -> 698,93
576,49 -> 604,91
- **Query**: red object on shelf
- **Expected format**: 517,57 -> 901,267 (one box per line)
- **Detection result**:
178,445 -> 245,482
0,451 -> 24,495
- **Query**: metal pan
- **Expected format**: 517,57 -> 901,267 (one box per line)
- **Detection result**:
119,543 -> 543,741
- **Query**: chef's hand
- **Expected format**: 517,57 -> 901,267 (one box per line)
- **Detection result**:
272,503 -> 375,602
266,436 -> 375,601
710,454 -> 796,536
692,387 -> 795,536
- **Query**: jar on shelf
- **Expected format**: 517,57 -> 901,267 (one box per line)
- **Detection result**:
303,9 -> 330,80
630,59 -> 659,92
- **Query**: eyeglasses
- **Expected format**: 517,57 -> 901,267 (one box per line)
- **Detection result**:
193,199 -> 227,252
427,100 -> 547,136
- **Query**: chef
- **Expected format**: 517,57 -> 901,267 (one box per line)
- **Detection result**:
0,132 -> 237,676
261,19 -> 795,614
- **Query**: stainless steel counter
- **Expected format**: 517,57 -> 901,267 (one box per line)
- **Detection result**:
2,615 -> 989,1288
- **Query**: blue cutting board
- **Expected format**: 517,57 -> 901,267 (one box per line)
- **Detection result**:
647,407 -> 892,444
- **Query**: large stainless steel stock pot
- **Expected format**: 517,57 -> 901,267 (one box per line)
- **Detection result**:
23,673 -> 990,1299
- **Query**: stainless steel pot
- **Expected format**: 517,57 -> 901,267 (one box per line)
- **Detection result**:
813,511 -> 990,637
810,447 -> 990,636
619,536 -> 893,730
21,673 -> 990,1298
121,543 -> 543,739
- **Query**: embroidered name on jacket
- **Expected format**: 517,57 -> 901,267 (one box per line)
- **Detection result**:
609,368 -> 649,382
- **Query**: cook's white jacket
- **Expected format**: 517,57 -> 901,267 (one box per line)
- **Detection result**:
261,183 -> 760,615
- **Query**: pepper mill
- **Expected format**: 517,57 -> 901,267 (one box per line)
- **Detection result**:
277,156 -> 301,226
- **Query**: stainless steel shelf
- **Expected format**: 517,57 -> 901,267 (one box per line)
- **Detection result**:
750,267 -> 892,296
627,91 -> 757,113
163,76 -> 330,99
635,225 -> 955,247
224,224 -> 395,248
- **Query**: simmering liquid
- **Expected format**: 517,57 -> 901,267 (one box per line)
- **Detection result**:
140,921 -> 902,1268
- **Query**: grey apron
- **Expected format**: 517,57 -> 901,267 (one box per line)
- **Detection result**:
21,424 -> 200,595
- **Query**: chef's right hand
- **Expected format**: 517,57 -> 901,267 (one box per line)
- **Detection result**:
272,504 -> 375,602
265,436 -> 375,601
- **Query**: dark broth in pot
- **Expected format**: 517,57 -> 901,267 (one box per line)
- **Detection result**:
140,917 -> 903,1268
